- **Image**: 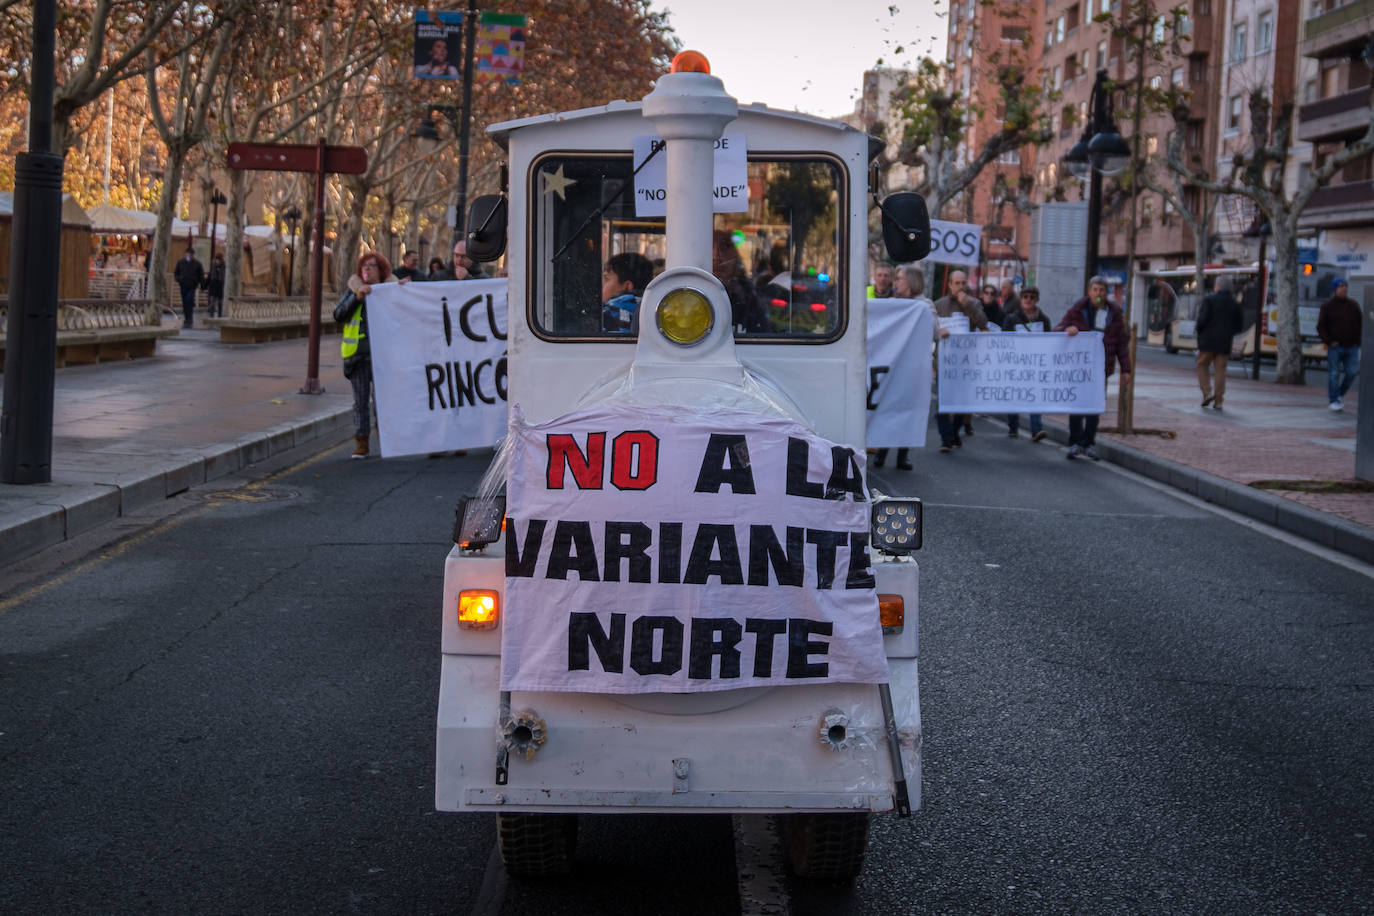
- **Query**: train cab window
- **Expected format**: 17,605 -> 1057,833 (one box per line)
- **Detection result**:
529,154 -> 845,341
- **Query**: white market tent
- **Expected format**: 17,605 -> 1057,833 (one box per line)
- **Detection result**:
86,204 -> 155,234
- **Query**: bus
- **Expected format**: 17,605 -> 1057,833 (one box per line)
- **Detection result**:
1141,263 -> 1331,361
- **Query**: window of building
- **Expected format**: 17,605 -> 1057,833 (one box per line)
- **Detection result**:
1179,12 -> 1193,35
1153,17 -> 1166,42
1097,40 -> 1108,68
1150,74 -> 1163,90
1066,54 -> 1079,81
1067,3 -> 1080,31
1230,22 -> 1247,62
1186,121 -> 1203,149
1147,136 -> 1159,155
1056,15 -> 1066,43
1053,64 -> 1063,90
1191,58 -> 1208,82
1257,11 -> 1273,51
1001,24 -> 1027,42
1227,93 -> 1243,131
1100,0 -> 1111,13
1303,78 -> 1318,102
1172,66 -> 1184,84
998,148 -> 1021,164
1197,0 -> 1210,15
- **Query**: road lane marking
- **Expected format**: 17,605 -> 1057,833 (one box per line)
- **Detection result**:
734,814 -> 790,916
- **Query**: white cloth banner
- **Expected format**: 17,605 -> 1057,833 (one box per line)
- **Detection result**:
928,219 -> 982,267
501,403 -> 888,694
866,297 -> 933,448
366,279 -> 509,457
937,332 -> 1106,414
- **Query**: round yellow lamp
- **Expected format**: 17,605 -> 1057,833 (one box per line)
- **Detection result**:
656,288 -> 714,345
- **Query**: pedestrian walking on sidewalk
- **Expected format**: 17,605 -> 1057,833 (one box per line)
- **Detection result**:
173,248 -> 205,328
1055,275 -> 1132,461
1195,276 -> 1242,410
334,251 -> 393,459
1002,286 -> 1051,441
1317,278 -> 1361,412
205,253 -> 226,319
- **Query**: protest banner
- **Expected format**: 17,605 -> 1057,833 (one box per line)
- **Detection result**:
366,279 -> 508,457
500,403 -> 889,694
866,297 -> 933,448
927,219 -> 982,267
632,134 -> 748,217
936,331 -> 1105,414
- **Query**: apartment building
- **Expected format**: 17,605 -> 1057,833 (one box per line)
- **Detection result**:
943,0 -> 1044,288
943,0 -> 1229,296
1294,0 -> 1373,279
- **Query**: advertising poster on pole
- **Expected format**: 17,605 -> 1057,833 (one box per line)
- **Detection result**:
414,11 -> 463,79
476,13 -> 527,84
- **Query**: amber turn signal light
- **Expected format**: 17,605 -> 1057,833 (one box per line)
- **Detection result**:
878,594 -> 904,633
458,589 -> 499,630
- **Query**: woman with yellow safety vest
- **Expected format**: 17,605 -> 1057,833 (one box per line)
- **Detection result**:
333,251 -> 393,459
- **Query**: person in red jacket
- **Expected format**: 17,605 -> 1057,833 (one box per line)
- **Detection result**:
1054,275 -> 1133,461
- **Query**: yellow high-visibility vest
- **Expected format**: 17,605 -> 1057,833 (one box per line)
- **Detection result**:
341,302 -> 364,358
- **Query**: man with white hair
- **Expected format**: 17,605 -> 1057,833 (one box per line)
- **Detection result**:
1194,275 -> 1242,410
1055,275 -> 1132,460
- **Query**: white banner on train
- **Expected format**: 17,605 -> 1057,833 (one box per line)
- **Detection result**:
366,279 -> 509,457
936,331 -> 1105,414
500,403 -> 888,694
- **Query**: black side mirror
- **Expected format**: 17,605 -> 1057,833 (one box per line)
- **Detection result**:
879,192 -> 931,263
466,195 -> 507,262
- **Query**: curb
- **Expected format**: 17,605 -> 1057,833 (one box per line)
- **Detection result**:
0,407 -> 352,569
1042,421 -> 1374,565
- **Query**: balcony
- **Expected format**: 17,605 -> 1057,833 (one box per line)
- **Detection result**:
1303,0 -> 1374,59
1298,88 -> 1372,142
1299,179 -> 1374,229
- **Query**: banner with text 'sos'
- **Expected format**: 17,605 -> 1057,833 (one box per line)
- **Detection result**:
937,331 -> 1106,415
866,297 -> 934,448
500,404 -> 889,694
366,279 -> 508,457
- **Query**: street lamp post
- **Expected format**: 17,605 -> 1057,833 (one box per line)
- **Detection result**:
1062,69 -> 1131,295
1063,69 -> 1132,432
209,188 -> 227,258
413,0 -> 478,257
284,206 -> 301,295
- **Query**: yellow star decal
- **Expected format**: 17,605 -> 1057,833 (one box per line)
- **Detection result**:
541,164 -> 577,200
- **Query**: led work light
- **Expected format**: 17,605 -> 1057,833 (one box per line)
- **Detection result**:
871,496 -> 923,555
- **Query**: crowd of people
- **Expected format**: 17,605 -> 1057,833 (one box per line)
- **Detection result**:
871,265 -> 1134,465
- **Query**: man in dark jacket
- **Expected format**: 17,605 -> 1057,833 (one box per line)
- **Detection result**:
1317,278 -> 1360,411
1054,275 -> 1133,461
1194,275 -> 1242,410
173,248 -> 205,328
1002,286 -> 1052,441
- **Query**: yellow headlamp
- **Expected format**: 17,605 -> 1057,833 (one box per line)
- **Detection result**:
656,287 -> 714,346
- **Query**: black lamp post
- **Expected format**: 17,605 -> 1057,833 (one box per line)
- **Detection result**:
1062,69 -> 1131,295
414,102 -> 472,256
284,206 -> 302,295
209,188 -> 227,257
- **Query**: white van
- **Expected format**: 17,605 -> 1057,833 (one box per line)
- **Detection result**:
436,51 -> 930,881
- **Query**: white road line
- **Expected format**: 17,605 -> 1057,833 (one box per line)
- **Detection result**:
1093,458 -> 1374,580
733,814 -> 791,916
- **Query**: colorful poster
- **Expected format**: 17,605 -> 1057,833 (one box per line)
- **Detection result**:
414,10 -> 463,80
476,12 -> 526,85
500,404 -> 888,694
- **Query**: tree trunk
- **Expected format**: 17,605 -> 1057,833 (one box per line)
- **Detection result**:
225,169 -> 249,298
1269,220 -> 1304,384
149,148 -> 190,307
334,183 -> 369,292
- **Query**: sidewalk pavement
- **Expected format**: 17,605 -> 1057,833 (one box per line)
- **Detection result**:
0,323 -> 353,567
0,329 -> 1370,569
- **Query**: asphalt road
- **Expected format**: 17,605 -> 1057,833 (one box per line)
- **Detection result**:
1,420 -> 1370,915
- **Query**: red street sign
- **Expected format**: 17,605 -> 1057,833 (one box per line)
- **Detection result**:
227,142 -> 368,175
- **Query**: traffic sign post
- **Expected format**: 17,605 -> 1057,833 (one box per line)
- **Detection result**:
228,139 -> 368,395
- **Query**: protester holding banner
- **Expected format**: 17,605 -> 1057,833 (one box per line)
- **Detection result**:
873,263 -> 933,470
867,263 -> 894,299
450,239 -> 484,281
334,252 -> 393,460
979,285 -> 1006,328
1001,287 -> 1052,441
1055,275 -> 1132,461
932,270 -> 987,453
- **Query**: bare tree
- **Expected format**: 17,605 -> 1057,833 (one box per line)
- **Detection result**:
1168,87 -> 1374,383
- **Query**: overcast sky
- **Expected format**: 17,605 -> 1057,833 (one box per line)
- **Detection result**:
653,0 -> 947,119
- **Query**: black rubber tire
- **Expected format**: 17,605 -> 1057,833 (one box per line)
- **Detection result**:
496,812 -> 578,878
783,812 -> 872,882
